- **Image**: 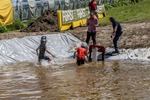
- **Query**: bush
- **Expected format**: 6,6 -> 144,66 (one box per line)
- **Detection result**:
13,20 -> 26,30
105,1 -> 129,10
0,20 -> 26,33
0,26 -> 8,33
26,18 -> 37,26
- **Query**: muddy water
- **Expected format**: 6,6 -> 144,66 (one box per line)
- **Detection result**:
0,61 -> 150,100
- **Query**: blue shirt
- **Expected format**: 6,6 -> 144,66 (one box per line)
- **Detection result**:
112,20 -> 122,33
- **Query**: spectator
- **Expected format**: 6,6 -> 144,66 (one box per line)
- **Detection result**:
89,0 -> 98,18
86,12 -> 99,45
109,17 -> 122,53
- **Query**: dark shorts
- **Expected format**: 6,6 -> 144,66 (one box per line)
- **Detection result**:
91,10 -> 98,15
39,55 -> 50,61
77,59 -> 85,66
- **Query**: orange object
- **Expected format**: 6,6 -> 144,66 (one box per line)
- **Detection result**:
76,47 -> 88,60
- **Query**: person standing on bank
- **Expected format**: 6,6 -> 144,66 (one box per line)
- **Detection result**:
109,17 -> 122,53
89,0 -> 98,19
86,12 -> 99,45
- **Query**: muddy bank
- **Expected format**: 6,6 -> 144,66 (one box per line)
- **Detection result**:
0,21 -> 150,49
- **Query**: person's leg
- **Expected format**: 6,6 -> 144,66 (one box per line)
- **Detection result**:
77,60 -> 81,66
38,59 -> 42,65
44,56 -> 51,62
81,59 -> 85,65
38,55 -> 44,65
86,31 -> 91,45
92,32 -> 96,45
113,33 -> 122,53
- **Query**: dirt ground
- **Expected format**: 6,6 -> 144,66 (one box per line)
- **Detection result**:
21,10 -> 59,32
68,21 -> 150,49
0,21 -> 149,49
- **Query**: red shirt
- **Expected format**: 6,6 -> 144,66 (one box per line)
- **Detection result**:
76,47 -> 88,60
89,1 -> 97,10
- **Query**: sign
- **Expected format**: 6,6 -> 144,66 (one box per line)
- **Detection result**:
62,5 -> 105,24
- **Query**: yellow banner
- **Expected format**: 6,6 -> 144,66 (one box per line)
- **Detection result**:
57,5 -> 106,31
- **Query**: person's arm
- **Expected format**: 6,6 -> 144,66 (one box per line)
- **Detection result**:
112,27 -> 116,34
73,51 -> 76,59
95,18 -> 99,27
88,2 -> 91,11
73,47 -> 78,59
111,22 -> 117,38
95,1 -> 97,10
85,50 -> 89,59
36,47 -> 39,56
86,18 -> 89,26
111,28 -> 116,38
46,48 -> 55,58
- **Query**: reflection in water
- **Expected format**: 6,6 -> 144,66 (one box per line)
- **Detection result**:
0,61 -> 150,100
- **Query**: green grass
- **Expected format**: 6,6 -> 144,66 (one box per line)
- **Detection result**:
100,0 -> 150,25
0,20 -> 26,33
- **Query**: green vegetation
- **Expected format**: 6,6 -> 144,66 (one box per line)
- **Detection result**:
100,0 -> 150,25
0,26 -> 8,33
0,20 -> 26,33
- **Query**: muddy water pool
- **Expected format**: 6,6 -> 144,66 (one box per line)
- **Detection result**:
0,61 -> 150,100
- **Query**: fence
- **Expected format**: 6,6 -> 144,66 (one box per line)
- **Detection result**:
11,0 -> 120,21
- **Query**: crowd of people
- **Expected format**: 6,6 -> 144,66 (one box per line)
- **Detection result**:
36,0 -> 123,66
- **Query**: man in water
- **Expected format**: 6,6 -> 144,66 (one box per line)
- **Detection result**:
36,36 -> 55,65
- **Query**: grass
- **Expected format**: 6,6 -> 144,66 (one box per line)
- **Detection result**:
100,0 -> 150,25
0,20 -> 26,33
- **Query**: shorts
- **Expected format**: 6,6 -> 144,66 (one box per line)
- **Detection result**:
77,59 -> 85,66
90,10 -> 98,15
38,55 -> 50,61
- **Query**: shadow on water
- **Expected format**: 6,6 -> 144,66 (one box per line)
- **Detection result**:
0,61 -> 150,100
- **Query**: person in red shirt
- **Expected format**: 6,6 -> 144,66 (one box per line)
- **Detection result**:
89,0 -> 98,18
74,42 -> 88,66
